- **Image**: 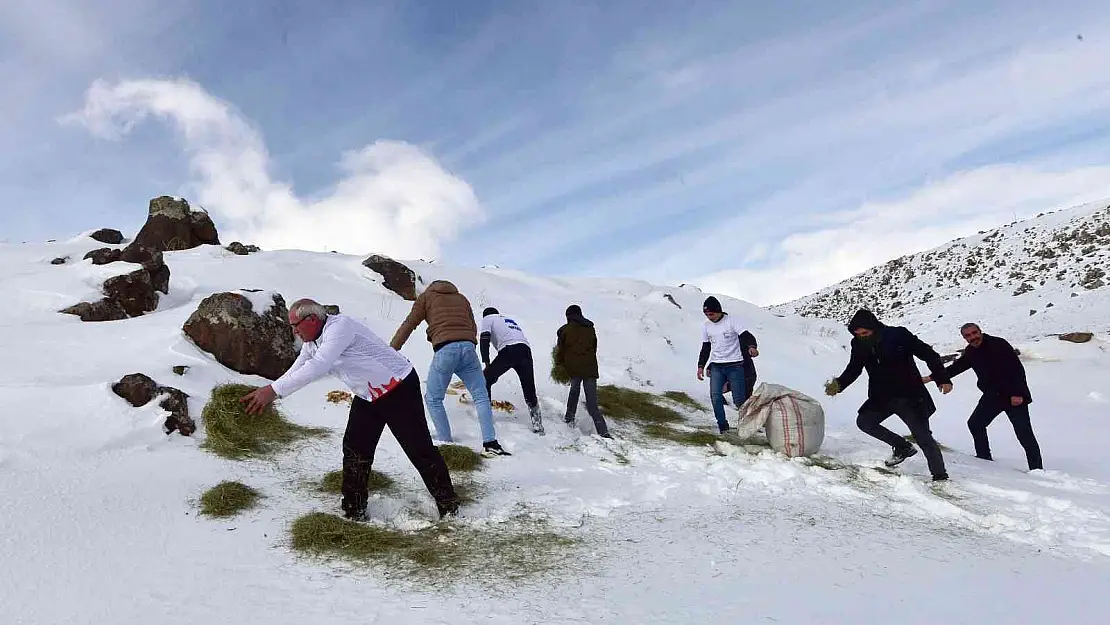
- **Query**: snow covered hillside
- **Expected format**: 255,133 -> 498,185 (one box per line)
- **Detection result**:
773,198 -> 1110,348
3,210 -> 1110,624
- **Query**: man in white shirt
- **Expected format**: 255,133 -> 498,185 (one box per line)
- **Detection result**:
241,299 -> 459,521
695,296 -> 754,433
480,307 -> 544,435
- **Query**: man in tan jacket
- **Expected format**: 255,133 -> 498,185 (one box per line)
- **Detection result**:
391,280 -> 509,456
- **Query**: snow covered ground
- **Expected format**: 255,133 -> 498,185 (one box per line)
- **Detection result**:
2,234 -> 1109,624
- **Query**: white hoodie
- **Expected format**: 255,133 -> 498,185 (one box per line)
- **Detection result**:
271,314 -> 414,401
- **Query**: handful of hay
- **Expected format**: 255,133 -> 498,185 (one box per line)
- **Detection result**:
326,390 -> 353,404
550,345 -> 570,385
199,481 -> 262,517
201,383 -> 330,460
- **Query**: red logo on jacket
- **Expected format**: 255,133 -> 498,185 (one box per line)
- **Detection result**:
368,377 -> 402,400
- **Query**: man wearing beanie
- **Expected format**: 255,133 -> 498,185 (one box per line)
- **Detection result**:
696,296 -> 754,434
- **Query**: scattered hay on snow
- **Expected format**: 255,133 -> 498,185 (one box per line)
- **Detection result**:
199,481 -> 262,517
201,383 -> 330,460
662,390 -> 706,412
438,444 -> 484,472
326,390 -> 352,404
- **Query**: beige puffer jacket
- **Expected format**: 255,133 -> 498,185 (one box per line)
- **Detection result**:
390,280 -> 478,350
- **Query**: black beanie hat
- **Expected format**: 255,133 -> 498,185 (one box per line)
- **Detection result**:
482,307 -> 499,317
702,296 -> 722,314
565,304 -> 582,317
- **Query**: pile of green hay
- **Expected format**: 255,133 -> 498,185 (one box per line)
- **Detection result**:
201,383 -> 330,460
597,385 -> 724,448
550,345 -> 570,385
290,512 -> 579,584
319,470 -> 396,494
662,390 -> 707,412
438,444 -> 484,472
641,423 -> 721,447
199,481 -> 262,517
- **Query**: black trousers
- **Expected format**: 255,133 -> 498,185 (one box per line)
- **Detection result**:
566,377 -> 609,436
342,370 -> 457,514
856,397 -> 948,478
484,343 -> 539,409
967,395 -> 1043,470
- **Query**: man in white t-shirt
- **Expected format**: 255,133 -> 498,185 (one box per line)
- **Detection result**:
695,296 -> 755,433
241,298 -> 459,521
480,307 -> 544,435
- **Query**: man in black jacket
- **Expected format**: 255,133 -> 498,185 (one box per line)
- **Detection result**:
826,309 -> 953,481
925,323 -> 1042,471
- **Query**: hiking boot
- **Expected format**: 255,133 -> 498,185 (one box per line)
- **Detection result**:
884,445 -> 918,467
598,431 -> 613,439
482,440 -> 512,457
932,473 -> 949,482
343,507 -> 367,522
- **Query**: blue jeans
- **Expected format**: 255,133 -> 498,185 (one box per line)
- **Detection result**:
709,362 -> 746,432
424,341 -> 497,443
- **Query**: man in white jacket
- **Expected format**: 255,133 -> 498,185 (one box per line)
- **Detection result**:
241,299 -> 459,521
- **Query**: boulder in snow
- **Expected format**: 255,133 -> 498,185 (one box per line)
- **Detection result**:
1059,332 -> 1094,344
124,195 -> 219,254
182,291 -> 297,380
324,304 -> 341,315
119,244 -> 170,294
60,300 -> 128,322
102,268 -> 160,317
226,241 -> 260,255
111,373 -> 196,435
50,256 -> 69,265
84,247 -> 122,265
89,228 -> 124,245
362,254 -> 419,300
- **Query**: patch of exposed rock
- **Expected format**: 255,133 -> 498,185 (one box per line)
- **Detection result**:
125,196 -> 220,254
182,291 -> 296,380
111,372 -> 196,435
362,254 -> 419,300
90,228 -> 124,244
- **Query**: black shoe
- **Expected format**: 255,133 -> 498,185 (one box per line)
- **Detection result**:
884,445 -> 918,467
343,507 -> 367,522
437,499 -> 460,519
598,431 -> 613,439
482,440 -> 512,457
932,473 -> 949,482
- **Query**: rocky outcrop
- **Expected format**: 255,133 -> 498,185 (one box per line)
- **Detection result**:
120,244 -> 170,294
111,373 -> 195,435
102,269 -> 159,317
60,300 -> 128,322
84,248 -> 122,265
362,254 -> 418,300
90,228 -> 124,244
226,242 -> 260,255
324,304 -> 341,315
182,291 -> 297,380
663,294 -> 681,309
1059,332 -> 1094,344
125,196 -> 220,254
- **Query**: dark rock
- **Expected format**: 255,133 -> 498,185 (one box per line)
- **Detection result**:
362,254 -> 418,300
103,268 -> 159,317
90,229 -> 124,245
120,244 -> 170,294
1059,332 -> 1094,344
60,299 -> 128,322
112,373 -> 159,407
226,241 -> 260,255
182,291 -> 296,380
324,304 -> 341,315
663,294 -> 682,309
110,373 -> 195,435
172,365 -> 189,376
124,196 -> 220,255
157,387 -> 195,436
51,256 -> 69,265
84,247 -> 122,265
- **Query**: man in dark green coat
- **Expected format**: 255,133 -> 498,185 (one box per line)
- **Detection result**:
554,305 -> 611,438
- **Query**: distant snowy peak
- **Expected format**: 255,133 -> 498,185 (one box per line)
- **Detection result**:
771,199 -> 1110,339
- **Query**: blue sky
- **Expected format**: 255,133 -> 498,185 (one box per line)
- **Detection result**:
3,0 -> 1110,305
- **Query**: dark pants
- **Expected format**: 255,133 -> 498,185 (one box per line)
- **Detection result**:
343,370 -> 457,515
856,397 -> 948,478
484,343 -> 539,409
566,377 -> 609,436
968,395 -> 1043,470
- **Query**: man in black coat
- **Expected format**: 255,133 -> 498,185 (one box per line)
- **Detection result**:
925,323 -> 1043,471
826,309 -> 953,481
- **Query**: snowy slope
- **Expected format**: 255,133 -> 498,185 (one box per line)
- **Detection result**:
772,199 -> 1110,349
3,230 -> 1110,624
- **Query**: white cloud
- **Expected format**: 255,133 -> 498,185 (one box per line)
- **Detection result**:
695,164 -> 1110,306
62,77 -> 482,258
